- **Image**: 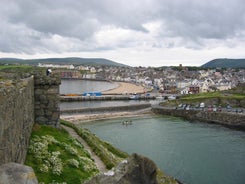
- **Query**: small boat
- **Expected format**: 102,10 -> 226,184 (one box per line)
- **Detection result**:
168,95 -> 176,100
122,120 -> 133,125
129,94 -> 139,100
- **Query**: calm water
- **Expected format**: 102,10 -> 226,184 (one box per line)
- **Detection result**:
81,115 -> 245,184
60,79 -> 118,94
60,79 -> 163,109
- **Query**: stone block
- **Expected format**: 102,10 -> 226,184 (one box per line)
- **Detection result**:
0,163 -> 38,184
47,87 -> 59,94
35,116 -> 48,124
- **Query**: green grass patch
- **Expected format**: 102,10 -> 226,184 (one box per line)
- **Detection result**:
161,90 -> 245,108
182,93 -> 244,100
25,124 -> 99,184
0,65 -> 34,72
60,120 -> 128,170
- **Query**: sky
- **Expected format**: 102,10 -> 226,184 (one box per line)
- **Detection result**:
0,0 -> 245,67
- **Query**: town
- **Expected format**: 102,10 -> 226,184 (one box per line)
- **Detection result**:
38,63 -> 245,94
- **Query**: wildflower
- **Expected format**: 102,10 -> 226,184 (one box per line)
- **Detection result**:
67,159 -> 79,168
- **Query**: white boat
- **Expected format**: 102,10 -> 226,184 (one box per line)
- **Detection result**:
168,95 -> 176,100
129,94 -> 139,100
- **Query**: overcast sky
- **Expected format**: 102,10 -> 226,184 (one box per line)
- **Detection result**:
0,0 -> 245,67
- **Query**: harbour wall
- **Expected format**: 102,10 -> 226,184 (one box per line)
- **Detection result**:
61,103 -> 151,114
152,106 -> 245,130
60,95 -> 155,101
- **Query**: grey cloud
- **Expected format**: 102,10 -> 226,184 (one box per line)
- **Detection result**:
158,0 -> 245,40
1,0 -> 245,53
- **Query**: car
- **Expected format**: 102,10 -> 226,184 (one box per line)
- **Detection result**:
208,105 -> 213,112
177,104 -> 183,109
200,102 -> 205,109
226,105 -> 232,112
212,105 -> 217,112
185,105 -> 190,110
218,106 -> 222,112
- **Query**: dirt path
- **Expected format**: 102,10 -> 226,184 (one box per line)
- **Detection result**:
61,125 -> 107,173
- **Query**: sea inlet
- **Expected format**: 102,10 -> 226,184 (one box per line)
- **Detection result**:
81,115 -> 245,184
60,79 -> 245,184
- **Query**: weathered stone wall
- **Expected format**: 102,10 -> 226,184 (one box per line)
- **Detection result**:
34,73 -> 61,127
152,106 -> 245,130
0,72 -> 61,165
0,77 -> 34,165
61,103 -> 151,114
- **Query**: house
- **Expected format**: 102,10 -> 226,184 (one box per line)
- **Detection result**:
189,85 -> 200,94
180,87 -> 189,94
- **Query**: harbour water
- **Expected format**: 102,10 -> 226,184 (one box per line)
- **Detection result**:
60,79 -> 162,110
60,79 -> 118,94
81,115 -> 245,184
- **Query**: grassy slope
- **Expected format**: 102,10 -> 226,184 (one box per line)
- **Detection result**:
60,120 -> 128,170
164,89 -> 245,108
25,124 -> 99,184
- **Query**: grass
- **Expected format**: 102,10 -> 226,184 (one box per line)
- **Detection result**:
25,124 -> 99,184
0,65 -> 34,72
162,90 -> 245,108
60,120 -> 128,170
182,91 -> 244,100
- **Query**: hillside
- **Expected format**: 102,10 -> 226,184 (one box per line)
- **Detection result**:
202,58 -> 245,68
0,57 -> 128,67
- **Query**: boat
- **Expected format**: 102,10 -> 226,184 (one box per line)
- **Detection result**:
129,94 -> 140,100
168,95 -> 176,100
122,120 -> 133,125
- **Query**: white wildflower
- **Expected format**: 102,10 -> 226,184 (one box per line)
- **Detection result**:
67,159 -> 79,168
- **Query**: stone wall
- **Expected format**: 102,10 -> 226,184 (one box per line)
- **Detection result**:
0,77 -> 34,165
34,73 -> 61,127
0,72 -> 61,165
61,103 -> 151,114
152,107 -> 245,130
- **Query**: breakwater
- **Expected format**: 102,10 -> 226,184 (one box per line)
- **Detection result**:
60,95 -> 155,101
152,106 -> 245,130
61,103 -> 151,114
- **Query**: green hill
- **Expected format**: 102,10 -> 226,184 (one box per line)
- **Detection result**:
202,58 -> 245,68
0,57 -> 128,67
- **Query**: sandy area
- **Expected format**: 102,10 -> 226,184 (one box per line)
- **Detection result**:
102,82 -> 146,95
61,108 -> 153,124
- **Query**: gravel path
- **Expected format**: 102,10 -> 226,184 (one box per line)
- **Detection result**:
61,125 -> 107,173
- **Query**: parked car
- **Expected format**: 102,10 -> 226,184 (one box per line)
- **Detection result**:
218,106 -> 222,112
185,105 -> 190,110
212,105 -> 217,112
208,105 -> 213,112
226,105 -> 232,112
